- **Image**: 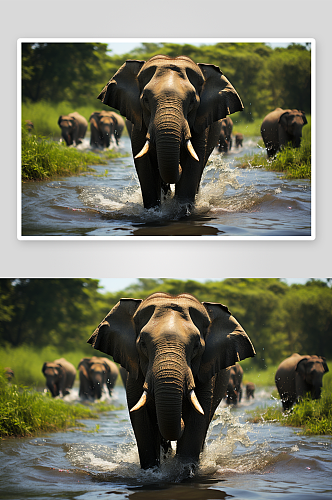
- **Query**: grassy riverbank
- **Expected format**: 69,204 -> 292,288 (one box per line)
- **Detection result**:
0,373 -> 122,438
21,128 -> 127,181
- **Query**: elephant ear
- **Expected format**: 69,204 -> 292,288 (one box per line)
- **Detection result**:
57,116 -> 63,126
87,298 -> 142,379
198,302 -> 255,383
194,63 -> 244,133
97,60 -> 146,130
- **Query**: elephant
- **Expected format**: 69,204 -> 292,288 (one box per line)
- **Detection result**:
97,55 -> 243,210
275,353 -> 329,411
119,366 -> 129,388
89,111 -> 125,149
235,133 -> 243,148
24,120 -> 34,133
4,367 -> 14,381
218,116 -> 233,153
42,358 -> 76,397
78,356 -> 119,400
260,108 -> 307,158
245,382 -> 255,400
87,292 -> 255,471
225,363 -> 243,405
58,111 -> 88,146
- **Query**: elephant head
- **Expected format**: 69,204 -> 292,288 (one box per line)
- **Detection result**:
42,361 -> 65,397
58,115 -> 77,146
88,293 -> 255,460
295,355 -> 329,400
78,356 -> 113,400
279,109 -> 307,148
98,111 -> 117,148
97,55 -> 243,208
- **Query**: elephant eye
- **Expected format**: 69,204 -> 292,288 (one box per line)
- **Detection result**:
141,94 -> 150,111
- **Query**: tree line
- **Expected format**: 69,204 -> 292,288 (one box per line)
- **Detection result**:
21,42 -> 311,122
0,278 -> 330,368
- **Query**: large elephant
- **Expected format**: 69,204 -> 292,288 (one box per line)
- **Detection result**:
57,111 -> 88,146
78,356 -> 119,400
97,55 -> 243,210
275,353 -> 329,411
260,108 -> 307,158
87,292 -> 255,470
218,116 -> 233,153
42,358 -> 76,397
225,363 -> 243,405
89,111 -> 125,149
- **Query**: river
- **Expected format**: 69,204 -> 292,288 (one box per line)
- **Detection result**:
1,385 -> 331,500
21,136 -> 312,238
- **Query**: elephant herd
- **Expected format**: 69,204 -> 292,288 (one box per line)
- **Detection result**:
41,356 -> 122,400
57,110 -> 125,149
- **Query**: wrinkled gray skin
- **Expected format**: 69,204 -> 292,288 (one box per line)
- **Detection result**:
78,356 -> 119,400
235,133 -> 243,148
42,358 -> 76,397
261,108 -> 307,158
57,111 -> 88,146
246,382 -> 255,400
225,363 -> 243,405
90,111 -> 125,149
88,292 -> 255,471
275,353 -> 329,411
97,55 -> 243,210
218,116 -> 233,153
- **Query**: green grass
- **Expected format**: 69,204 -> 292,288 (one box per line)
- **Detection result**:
247,364 -> 332,435
21,128 -> 124,181
0,372 -> 123,438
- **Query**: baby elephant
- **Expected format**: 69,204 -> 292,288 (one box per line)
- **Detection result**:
275,353 -> 329,411
78,356 -> 119,400
246,382 -> 255,400
42,358 -> 76,397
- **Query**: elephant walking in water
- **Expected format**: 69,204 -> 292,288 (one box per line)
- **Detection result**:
57,112 -> 88,146
225,363 -> 243,405
89,111 -> 125,149
275,353 -> 329,411
42,358 -> 76,397
261,108 -> 307,158
218,116 -> 233,153
78,356 -> 119,400
97,55 -> 243,210
87,292 -> 255,471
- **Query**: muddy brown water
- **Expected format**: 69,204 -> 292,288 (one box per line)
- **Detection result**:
1,385 -> 331,500
21,137 -> 311,238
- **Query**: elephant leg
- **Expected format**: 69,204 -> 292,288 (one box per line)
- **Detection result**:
126,376 -> 161,469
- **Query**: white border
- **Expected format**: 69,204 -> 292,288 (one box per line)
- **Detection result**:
17,38 -> 316,241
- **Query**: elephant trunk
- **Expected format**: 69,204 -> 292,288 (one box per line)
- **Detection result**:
152,348 -> 187,442
153,102 -> 186,185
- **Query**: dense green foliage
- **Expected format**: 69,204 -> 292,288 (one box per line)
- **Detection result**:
22,42 -> 311,122
1,279 -> 331,373
248,373 -> 332,435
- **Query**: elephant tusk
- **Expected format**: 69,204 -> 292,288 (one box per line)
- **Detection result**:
186,140 -> 199,162
189,390 -> 204,415
130,391 -> 148,412
135,140 -> 150,159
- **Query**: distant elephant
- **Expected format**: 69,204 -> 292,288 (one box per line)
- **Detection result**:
78,356 -> 119,400
42,358 -> 76,397
235,133 -> 243,148
24,120 -> 34,133
225,363 -> 243,405
87,292 -> 255,471
261,108 -> 307,158
246,382 -> 255,400
89,111 -> 125,149
218,116 -> 233,153
58,111 -> 88,146
4,367 -> 14,381
97,55 -> 243,210
275,353 -> 329,411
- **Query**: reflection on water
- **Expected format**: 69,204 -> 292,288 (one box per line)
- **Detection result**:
21,137 -> 312,237
1,386 -> 331,500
